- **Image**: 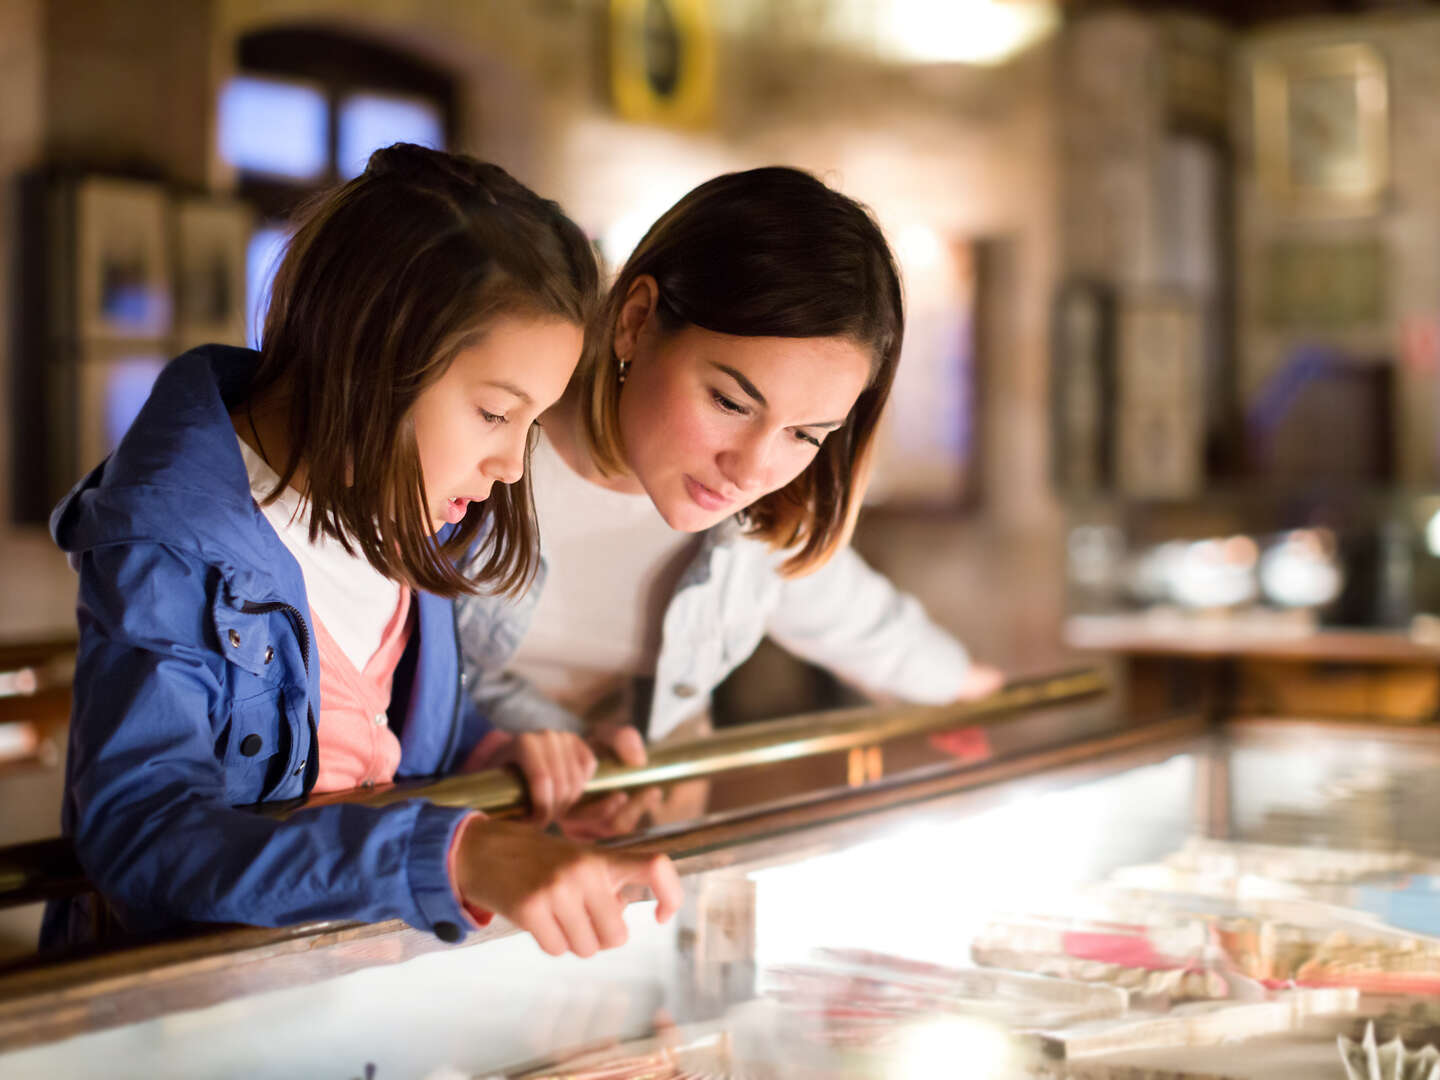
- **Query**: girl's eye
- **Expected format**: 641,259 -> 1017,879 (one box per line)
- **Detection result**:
794,430 -> 822,449
478,408 -> 507,425
711,390 -> 749,417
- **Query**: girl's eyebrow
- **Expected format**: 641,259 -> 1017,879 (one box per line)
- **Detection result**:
484,379 -> 532,404
710,361 -> 847,428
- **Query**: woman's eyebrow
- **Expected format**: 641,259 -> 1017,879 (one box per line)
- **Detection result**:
711,362 -> 767,407
484,379 -> 532,404
712,361 -> 847,428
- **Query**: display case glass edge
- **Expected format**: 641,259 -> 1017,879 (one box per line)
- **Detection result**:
0,704 -> 1202,1058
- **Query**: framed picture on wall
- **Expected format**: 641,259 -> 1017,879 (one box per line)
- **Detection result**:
1260,232 -> 1385,330
1115,294 -> 1206,498
75,177 -> 173,341
1050,279 -> 1116,496
175,198 -> 253,349
1253,42 -> 1389,215
609,0 -> 716,129
864,233 -> 981,510
71,346 -> 169,476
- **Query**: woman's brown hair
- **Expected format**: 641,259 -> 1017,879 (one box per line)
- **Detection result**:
576,166 -> 903,576
251,144 -> 598,597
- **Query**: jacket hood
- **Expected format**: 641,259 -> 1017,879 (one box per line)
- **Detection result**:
50,345 -> 295,602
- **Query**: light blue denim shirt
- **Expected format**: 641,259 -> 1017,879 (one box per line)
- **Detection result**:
457,518 -> 973,741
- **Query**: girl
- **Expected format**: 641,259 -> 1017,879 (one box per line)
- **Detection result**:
457,167 -> 1001,779
44,145 -> 679,959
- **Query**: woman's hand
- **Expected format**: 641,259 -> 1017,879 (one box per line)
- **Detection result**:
559,787 -> 665,841
588,722 -> 648,767
454,818 -> 683,958
470,730 -> 598,824
954,662 -> 1004,701
555,724 -> 654,840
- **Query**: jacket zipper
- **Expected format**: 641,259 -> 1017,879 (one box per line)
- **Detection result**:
443,603 -> 465,768
241,600 -> 315,791
239,600 -> 311,675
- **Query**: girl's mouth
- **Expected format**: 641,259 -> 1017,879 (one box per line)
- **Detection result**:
444,497 -> 470,524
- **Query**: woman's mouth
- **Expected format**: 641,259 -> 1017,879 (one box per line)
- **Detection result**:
683,475 -> 733,513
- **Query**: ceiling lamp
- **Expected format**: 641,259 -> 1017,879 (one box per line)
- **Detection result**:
825,0 -> 1061,66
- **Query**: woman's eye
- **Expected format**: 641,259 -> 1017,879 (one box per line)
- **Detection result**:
478,408 -> 507,425
794,430 -> 822,449
711,390 -> 749,417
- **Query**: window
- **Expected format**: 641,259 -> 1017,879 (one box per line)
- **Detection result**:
221,28 -> 456,346
219,77 -> 330,182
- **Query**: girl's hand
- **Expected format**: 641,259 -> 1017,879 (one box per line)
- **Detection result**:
473,731 -> 598,824
954,663 -> 1004,701
455,819 -> 683,958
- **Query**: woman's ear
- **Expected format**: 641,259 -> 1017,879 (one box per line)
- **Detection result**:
612,275 -> 660,362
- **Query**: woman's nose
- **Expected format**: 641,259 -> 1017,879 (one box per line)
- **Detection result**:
721,432 -> 772,493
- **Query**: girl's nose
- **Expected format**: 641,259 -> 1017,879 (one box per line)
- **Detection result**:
484,432 -> 526,485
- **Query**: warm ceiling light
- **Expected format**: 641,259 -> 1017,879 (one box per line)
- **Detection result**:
835,0 -> 1061,66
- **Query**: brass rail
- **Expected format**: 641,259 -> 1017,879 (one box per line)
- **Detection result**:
0,668 -> 1105,907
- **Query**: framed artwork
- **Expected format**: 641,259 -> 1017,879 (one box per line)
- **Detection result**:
1260,233 -> 1385,329
72,347 -> 169,476
1253,42 -> 1389,215
1114,294 -> 1206,499
609,0 -> 716,129
1050,279 -> 1116,496
865,234 -> 981,510
175,198 -> 253,348
75,177 -> 173,340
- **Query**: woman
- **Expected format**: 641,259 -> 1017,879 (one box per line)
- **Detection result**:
457,165 -> 1000,770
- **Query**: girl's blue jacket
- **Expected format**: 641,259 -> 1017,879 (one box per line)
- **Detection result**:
42,346 -> 487,949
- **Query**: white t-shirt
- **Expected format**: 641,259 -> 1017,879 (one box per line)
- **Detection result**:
509,431 -> 697,726
236,434 -> 401,671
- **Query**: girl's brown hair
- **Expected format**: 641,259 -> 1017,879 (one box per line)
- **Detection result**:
576,166 -> 903,576
251,144 -> 598,597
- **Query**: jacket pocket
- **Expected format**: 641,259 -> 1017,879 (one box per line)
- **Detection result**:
217,688 -> 288,804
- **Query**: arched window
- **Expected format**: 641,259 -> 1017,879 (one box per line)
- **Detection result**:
217,27 -> 456,344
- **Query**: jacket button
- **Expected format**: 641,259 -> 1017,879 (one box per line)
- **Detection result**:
434,921 -> 462,944
240,733 -> 263,757
264,645 -> 274,664
673,683 -> 697,698
228,629 -> 241,648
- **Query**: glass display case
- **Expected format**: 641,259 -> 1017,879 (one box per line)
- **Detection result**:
2,677 -> 1439,1079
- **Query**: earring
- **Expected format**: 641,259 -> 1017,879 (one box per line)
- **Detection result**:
617,356 -> 630,385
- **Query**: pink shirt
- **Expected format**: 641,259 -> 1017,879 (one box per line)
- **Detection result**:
309,588 -> 412,794
310,587 -> 501,927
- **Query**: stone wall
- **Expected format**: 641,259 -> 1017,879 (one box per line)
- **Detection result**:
0,0 -> 73,640
0,0 -> 1067,661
